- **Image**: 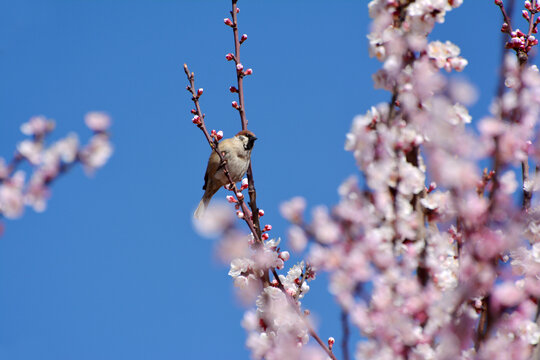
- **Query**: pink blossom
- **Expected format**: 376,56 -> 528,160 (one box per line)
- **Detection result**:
493,282 -> 525,308
85,112 -> 111,132
20,115 -> 54,137
0,171 -> 25,219
287,225 -> 308,252
80,134 -> 113,173
280,197 -> 306,223
17,140 -> 42,165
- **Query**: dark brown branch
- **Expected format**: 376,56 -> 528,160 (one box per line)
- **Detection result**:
341,310 -> 350,360
229,0 -> 262,240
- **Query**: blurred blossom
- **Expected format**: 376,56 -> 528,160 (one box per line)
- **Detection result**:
449,78 -> 478,106
0,171 -> 25,219
85,112 -> 111,132
215,229 -> 250,263
80,134 -> 113,173
20,115 -> 55,137
279,196 -> 306,223
1,114 -> 111,227
193,201 -> 235,237
17,139 -> 42,165
287,225 -> 308,252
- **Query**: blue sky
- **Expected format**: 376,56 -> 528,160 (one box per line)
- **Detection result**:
0,1 -> 514,359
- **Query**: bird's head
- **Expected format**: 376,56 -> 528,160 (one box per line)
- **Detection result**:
236,130 -> 257,150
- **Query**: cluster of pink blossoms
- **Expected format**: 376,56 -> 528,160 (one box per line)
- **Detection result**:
0,113 -> 112,227
191,0 -> 540,359
278,0 -> 540,359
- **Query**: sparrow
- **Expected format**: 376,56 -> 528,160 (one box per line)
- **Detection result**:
194,130 -> 257,219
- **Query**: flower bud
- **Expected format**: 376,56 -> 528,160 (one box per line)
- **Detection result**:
190,109 -> 197,114
197,88 -> 203,96
279,251 -> 290,261
258,209 -> 265,217
236,211 -> 244,219
224,18 -> 233,26
236,192 -> 244,200
216,130 -> 223,140
229,86 -> 238,93
192,115 -> 201,125
225,53 -> 234,61
232,101 -> 239,109
241,178 -> 249,190
236,63 -> 244,71
328,337 -> 335,350
244,68 -> 253,76
227,195 -> 237,203
240,34 -> 248,44
262,233 -> 269,240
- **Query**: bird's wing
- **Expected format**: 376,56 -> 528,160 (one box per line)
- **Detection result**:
203,151 -> 219,190
202,139 -> 233,190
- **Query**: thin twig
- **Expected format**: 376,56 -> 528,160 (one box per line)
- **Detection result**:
229,0 -> 262,240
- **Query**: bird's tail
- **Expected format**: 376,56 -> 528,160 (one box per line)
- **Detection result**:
193,194 -> 212,219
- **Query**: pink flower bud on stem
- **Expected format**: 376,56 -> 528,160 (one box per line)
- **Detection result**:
236,8 -> 240,13
494,0 -> 502,6
328,337 -> 335,350
197,88 -> 203,96
225,53 -> 234,61
236,63 -> 244,71
244,68 -> 253,76
190,109 -> 197,114
258,209 -> 265,217
216,130 -> 223,140
236,211 -> 244,219
263,224 -> 272,232
229,86 -> 238,93
241,178 -> 249,190
240,34 -> 248,44
227,195 -> 237,203
232,101 -> 239,109
224,18 -> 233,26
523,10 -> 530,20
262,233 -> 269,240
279,251 -> 290,261
192,115 -> 201,125
236,192 -> 244,200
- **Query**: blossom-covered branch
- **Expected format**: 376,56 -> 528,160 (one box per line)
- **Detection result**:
279,1 -> 540,359
0,113 -> 112,231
